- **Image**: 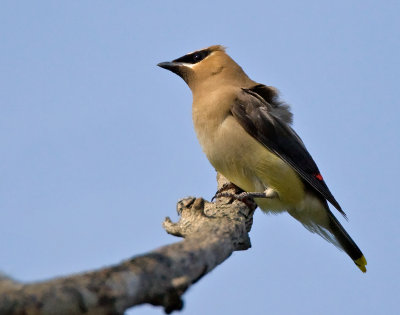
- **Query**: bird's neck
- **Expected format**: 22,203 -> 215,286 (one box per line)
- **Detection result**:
190,63 -> 255,96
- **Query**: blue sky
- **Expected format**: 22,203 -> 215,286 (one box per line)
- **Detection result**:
1,1 -> 399,314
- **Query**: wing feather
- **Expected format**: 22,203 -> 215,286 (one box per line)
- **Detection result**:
232,88 -> 346,217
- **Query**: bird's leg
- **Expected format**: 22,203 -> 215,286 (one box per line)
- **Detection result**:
211,182 -> 240,201
214,187 -> 278,201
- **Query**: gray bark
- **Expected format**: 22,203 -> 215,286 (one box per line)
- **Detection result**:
0,174 -> 256,314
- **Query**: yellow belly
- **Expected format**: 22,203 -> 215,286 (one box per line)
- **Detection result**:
201,116 -> 305,212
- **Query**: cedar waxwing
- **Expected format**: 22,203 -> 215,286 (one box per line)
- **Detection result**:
158,45 -> 367,272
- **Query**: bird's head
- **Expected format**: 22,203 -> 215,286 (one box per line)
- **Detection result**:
158,45 -> 250,92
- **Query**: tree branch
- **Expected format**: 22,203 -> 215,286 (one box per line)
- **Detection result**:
0,174 -> 256,314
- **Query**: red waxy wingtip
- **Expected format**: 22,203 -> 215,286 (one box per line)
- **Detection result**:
315,173 -> 323,181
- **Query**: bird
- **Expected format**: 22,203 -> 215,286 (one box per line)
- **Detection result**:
158,45 -> 367,272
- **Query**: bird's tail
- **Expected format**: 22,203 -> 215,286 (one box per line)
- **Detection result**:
325,209 -> 367,273
288,198 -> 367,273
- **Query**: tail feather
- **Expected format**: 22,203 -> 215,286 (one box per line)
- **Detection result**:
354,256 -> 368,273
326,209 -> 367,273
288,195 -> 367,273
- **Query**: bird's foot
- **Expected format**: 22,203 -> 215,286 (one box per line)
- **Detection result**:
211,182 -> 240,201
213,187 -> 278,201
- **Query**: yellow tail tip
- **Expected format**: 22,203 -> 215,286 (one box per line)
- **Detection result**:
354,255 -> 367,273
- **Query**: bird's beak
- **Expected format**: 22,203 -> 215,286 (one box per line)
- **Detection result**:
157,61 -> 185,76
157,61 -> 177,70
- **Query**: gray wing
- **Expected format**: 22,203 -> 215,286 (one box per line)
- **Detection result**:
248,84 -> 293,124
232,88 -> 346,217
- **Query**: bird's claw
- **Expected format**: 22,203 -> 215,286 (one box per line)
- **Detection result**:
213,188 -> 277,201
211,183 -> 238,201
214,191 -> 269,201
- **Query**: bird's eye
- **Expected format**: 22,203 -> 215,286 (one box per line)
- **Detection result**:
193,52 -> 205,62
173,50 -> 210,64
